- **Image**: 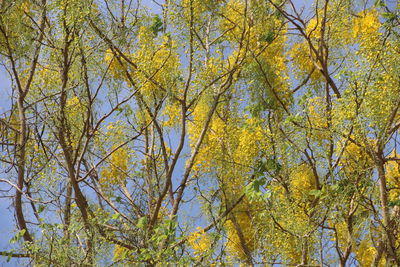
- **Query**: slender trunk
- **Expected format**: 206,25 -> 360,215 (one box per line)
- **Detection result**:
13,0 -> 47,244
63,181 -> 72,239
375,150 -> 399,265
15,97 -> 33,242
57,20 -> 93,262
301,237 -> 308,266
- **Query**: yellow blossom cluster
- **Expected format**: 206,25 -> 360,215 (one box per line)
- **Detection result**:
385,154 -> 400,202
100,145 -> 130,188
338,142 -> 372,175
220,0 -> 247,44
162,100 -> 181,128
222,0 -> 291,104
355,239 -> 385,267
233,118 -> 266,165
288,3 -> 354,82
289,42 -> 323,81
65,96 -> 86,149
112,244 -> 132,262
104,49 -> 127,80
0,1 -> 35,54
329,219 -> 385,266
188,99 -> 269,261
290,164 -> 317,201
104,26 -> 181,102
364,68 -> 400,129
133,27 -> 181,97
352,9 -> 382,66
355,225 -> 386,267
225,212 -> 255,260
181,0 -> 212,20
98,122 -> 133,189
308,96 -> 328,128
254,163 -> 321,263
189,103 -> 269,176
352,10 -> 381,41
188,227 -> 212,257
261,185 -> 313,263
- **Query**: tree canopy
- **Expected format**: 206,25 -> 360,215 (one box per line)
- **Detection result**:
0,0 -> 400,266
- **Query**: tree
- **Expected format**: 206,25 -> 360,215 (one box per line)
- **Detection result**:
0,0 -> 399,266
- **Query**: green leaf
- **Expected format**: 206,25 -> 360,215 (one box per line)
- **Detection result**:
151,15 -> 163,35
111,213 -> 120,220
137,216 -> 147,229
260,31 -> 275,44
284,113 -> 302,125
38,205 -> 45,213
382,12 -> 396,20
309,189 -> 322,197
389,199 -> 400,207
245,178 -> 266,200
254,159 -> 267,175
265,158 -> 282,173
374,0 -> 386,7
10,229 -> 26,244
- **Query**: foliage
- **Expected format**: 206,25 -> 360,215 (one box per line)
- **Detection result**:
1,0 -> 400,266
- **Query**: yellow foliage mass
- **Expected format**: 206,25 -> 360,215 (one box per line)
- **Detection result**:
225,212 -> 255,260
290,164 -> 317,200
104,49 -> 127,80
188,227 -> 212,257
337,141 -> 372,176
352,9 -> 382,63
104,26 -> 181,100
352,10 -> 381,40
307,96 -> 329,138
100,146 -> 130,188
132,27 -> 181,98
356,239 -> 385,267
162,100 -> 181,128
181,0 -> 211,20
65,96 -> 86,149
289,3 -> 353,82
385,154 -> 400,202
113,244 -> 132,262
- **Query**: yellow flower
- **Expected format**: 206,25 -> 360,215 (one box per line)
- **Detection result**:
104,49 -> 126,80
188,227 -> 212,256
352,10 -> 380,39
356,239 -> 385,267
225,212 -> 255,260
100,146 -> 130,188
290,164 -> 317,200
386,152 -> 400,202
